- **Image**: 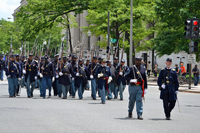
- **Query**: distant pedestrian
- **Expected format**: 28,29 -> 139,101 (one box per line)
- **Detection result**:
153,64 -> 158,81
175,64 -> 180,75
180,62 -> 186,77
147,61 -> 151,78
0,54 -> 5,81
192,65 -> 199,86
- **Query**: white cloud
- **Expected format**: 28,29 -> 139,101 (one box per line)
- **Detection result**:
0,0 -> 21,21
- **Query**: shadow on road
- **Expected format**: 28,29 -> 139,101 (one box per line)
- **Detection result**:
148,118 -> 167,121
115,117 -> 137,120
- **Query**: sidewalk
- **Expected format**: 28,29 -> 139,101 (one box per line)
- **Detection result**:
147,77 -> 200,94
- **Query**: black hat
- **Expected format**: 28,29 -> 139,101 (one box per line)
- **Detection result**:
29,53 -> 33,56
98,57 -> 102,61
15,54 -> 19,57
107,60 -> 111,64
22,56 -> 26,58
44,55 -> 49,59
79,58 -> 83,62
121,59 -> 125,63
166,58 -> 172,62
68,54 -> 72,57
135,56 -> 142,61
114,57 -> 119,60
54,54 -> 59,57
63,56 -> 67,59
35,55 -> 39,58
11,54 -> 16,58
86,59 -> 90,61
72,55 -> 78,59
41,56 -> 45,60
58,58 -> 61,61
93,56 -> 97,59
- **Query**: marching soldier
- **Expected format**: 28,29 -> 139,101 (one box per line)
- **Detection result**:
113,57 -> 119,99
116,59 -> 129,100
40,55 -> 55,99
157,58 -> 179,120
107,60 -> 116,99
59,56 -> 73,99
34,55 -> 39,88
15,54 -> 22,96
96,58 -> 112,104
20,56 -> 26,88
38,56 -> 44,97
74,59 -> 90,99
0,54 -> 5,81
23,53 -> 38,98
85,59 -> 90,90
125,57 -> 147,120
71,55 -> 77,98
5,55 -> 21,97
52,54 -> 59,96
88,56 -> 98,100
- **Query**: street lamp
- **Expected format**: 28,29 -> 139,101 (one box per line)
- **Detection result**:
87,30 -> 91,51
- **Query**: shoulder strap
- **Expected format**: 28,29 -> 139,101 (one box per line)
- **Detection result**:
133,65 -> 143,80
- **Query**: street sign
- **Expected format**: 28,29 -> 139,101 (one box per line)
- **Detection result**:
110,39 -> 117,43
188,54 -> 196,64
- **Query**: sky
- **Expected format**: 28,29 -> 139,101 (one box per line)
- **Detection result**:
0,0 -> 21,21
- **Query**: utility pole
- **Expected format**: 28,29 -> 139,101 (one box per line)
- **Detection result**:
129,0 -> 133,66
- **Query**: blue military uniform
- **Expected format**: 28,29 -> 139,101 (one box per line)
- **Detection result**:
70,55 -> 78,98
52,55 -> 59,96
74,59 -> 90,99
59,61 -> 73,99
5,56 -> 21,97
115,59 -> 129,100
96,59 -> 112,104
125,57 -> 147,119
157,58 -> 179,119
88,56 -> 98,99
40,55 -> 54,98
24,55 -> 38,98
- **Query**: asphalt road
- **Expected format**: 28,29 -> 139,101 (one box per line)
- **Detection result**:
0,81 -> 200,133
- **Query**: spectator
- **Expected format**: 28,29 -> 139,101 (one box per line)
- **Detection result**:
147,61 -> 151,78
192,65 -> 199,86
180,62 -> 186,76
153,64 -> 158,81
175,64 -> 180,75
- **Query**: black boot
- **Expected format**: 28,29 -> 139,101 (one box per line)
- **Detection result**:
128,112 -> 132,118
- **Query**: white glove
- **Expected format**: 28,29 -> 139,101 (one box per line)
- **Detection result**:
76,73 -> 80,76
98,73 -> 103,78
144,89 -> 147,94
161,84 -> 166,89
176,91 -> 179,95
130,79 -> 137,83
59,72 -> 63,76
56,75 -> 59,78
23,70 -> 26,74
35,76 -> 37,80
108,76 -> 113,84
90,75 -> 94,79
72,78 -> 75,81
52,77 -> 55,83
7,75 -> 11,78
39,73 -> 43,78
119,72 -> 123,75
41,67 -> 44,70
18,78 -> 21,81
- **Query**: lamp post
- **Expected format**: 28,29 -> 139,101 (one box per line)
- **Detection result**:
87,30 -> 91,51
129,0 -> 133,66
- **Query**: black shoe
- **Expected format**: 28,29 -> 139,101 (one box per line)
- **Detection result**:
102,102 -> 105,104
59,96 -> 61,98
49,94 -> 51,96
9,96 -> 14,98
40,95 -> 42,97
54,94 -> 57,96
62,97 -> 67,99
137,116 -> 143,120
80,98 -> 83,100
31,93 -> 33,97
108,98 -> 111,100
128,112 -> 132,118
166,117 -> 171,120
28,96 -> 31,98
72,96 -> 75,98
93,98 -> 96,100
120,99 -> 123,101
114,97 -> 117,99
43,97 -> 45,99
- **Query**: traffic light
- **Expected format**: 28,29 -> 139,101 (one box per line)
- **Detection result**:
184,19 -> 192,39
189,41 -> 198,53
191,19 -> 199,39
106,46 -> 109,53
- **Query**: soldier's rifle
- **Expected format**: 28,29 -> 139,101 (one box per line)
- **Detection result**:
119,34 -> 125,73
114,40 -> 119,58
46,34 -> 51,55
7,35 -> 13,70
60,38 -> 65,72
